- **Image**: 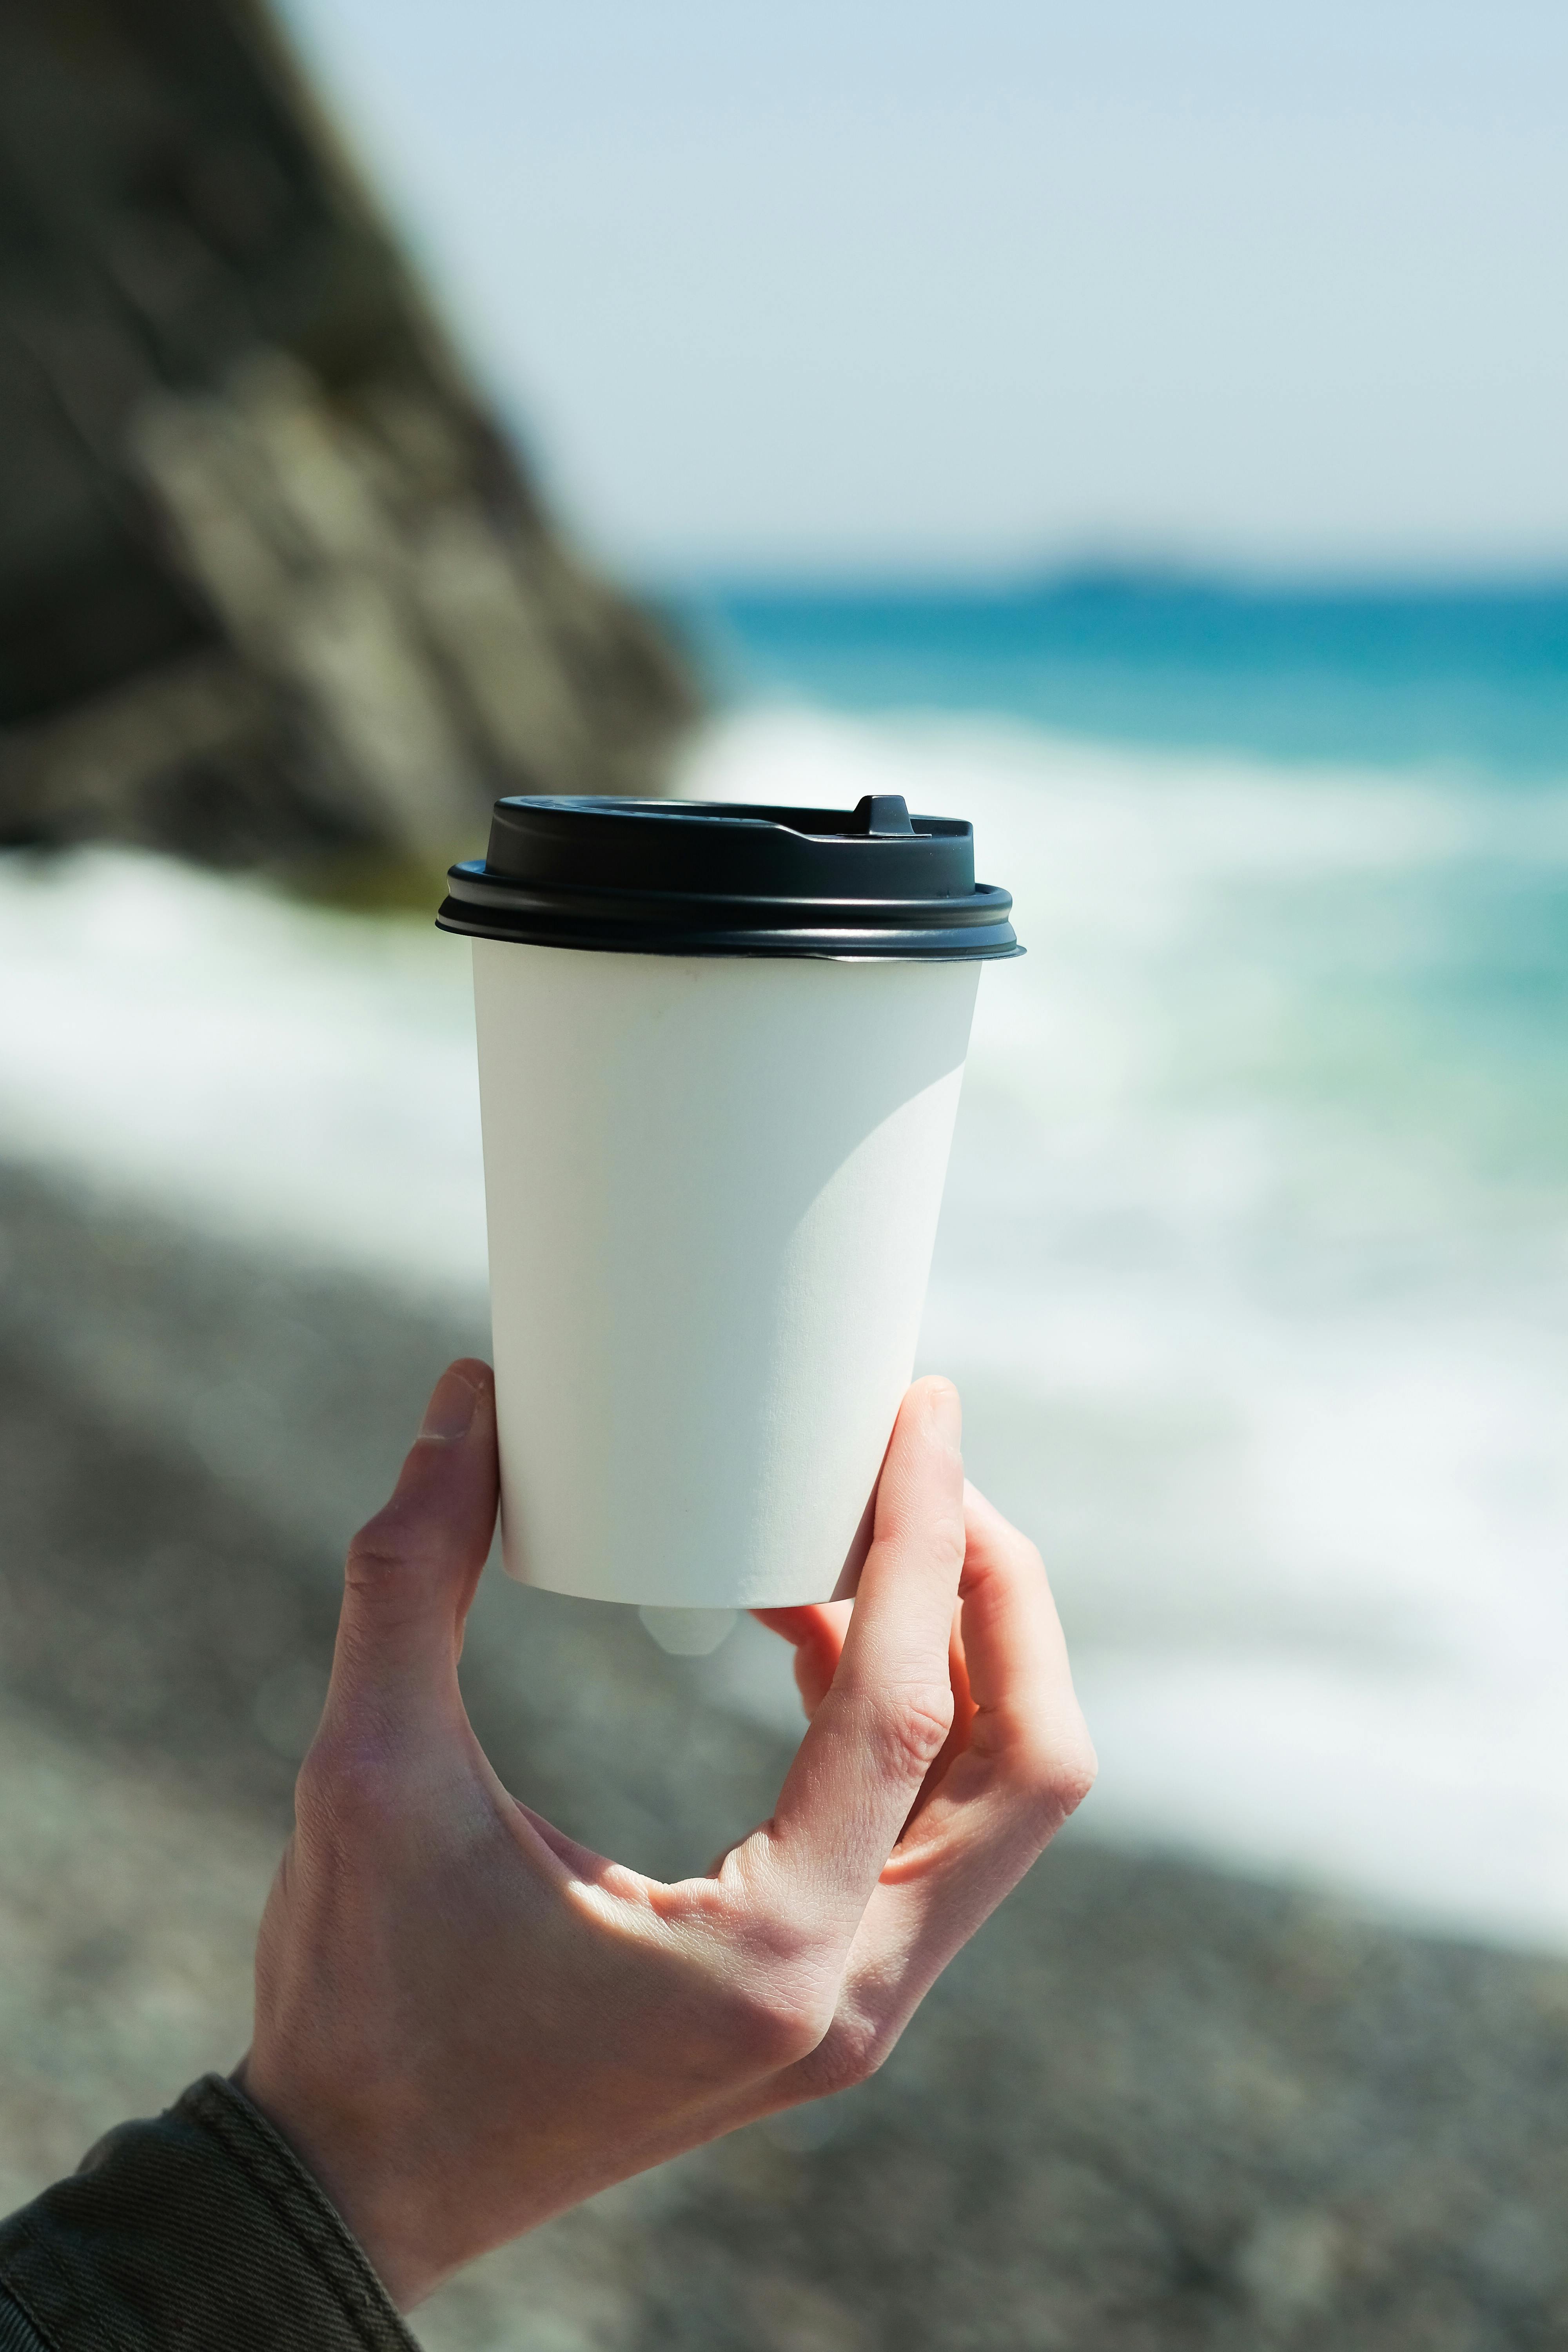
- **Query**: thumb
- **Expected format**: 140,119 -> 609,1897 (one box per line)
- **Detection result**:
328,1359 -> 498,1724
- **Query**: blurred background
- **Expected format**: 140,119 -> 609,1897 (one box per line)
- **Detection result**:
1,2 -> 1565,2346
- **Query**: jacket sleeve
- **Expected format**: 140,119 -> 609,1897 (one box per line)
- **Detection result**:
0,2074 -> 418,2351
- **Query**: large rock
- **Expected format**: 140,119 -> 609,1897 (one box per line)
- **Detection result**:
1,1159 -> 1564,2351
0,0 -> 697,867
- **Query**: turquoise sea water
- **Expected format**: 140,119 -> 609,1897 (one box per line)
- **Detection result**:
678,572 -> 1568,776
678,570 -> 1568,1196
677,570 -> 1568,1202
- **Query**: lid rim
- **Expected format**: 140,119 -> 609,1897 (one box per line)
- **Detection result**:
436,904 -> 1024,962
443,861 -> 1012,921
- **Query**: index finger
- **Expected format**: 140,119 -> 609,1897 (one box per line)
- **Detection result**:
755,1377 -> 966,1935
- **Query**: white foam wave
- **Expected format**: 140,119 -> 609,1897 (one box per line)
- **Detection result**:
0,851 -> 487,1292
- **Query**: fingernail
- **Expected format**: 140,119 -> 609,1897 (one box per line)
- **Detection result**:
419,1367 -> 479,1444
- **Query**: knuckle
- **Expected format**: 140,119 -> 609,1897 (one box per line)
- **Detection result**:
929,1506 -> 967,1576
1012,1730 -> 1099,1824
796,2008 -> 898,2098
873,1682 -> 955,1779
343,1514 -> 446,1634
724,1979 -> 833,2073
1058,1741 -> 1100,1812
704,1903 -> 844,2074
344,1515 -> 421,1592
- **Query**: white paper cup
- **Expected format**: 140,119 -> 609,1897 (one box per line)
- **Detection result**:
438,792 -> 1020,1614
474,942 -> 980,1607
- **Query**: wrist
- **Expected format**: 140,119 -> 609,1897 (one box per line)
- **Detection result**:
232,2057 -> 435,2312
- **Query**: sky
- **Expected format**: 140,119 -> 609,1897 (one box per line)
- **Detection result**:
278,0 -> 1568,579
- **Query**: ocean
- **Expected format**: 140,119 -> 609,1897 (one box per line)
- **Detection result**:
3,574 -> 1565,1950
678,571 -> 1568,776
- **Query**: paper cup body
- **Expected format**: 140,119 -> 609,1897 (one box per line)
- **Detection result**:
474,941 -> 978,1609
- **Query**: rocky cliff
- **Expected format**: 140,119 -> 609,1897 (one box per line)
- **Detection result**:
0,0 -> 697,868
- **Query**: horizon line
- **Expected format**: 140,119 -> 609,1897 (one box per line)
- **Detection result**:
640,557 -> 1568,602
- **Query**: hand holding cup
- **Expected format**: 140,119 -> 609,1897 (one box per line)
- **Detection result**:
238,1359 -> 1095,2309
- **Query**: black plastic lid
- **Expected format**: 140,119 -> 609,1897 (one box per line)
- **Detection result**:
436,794 -> 1021,960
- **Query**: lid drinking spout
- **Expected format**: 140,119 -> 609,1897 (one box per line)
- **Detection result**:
850,793 -> 915,837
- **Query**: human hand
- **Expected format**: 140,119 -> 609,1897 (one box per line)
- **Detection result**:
238,1359 -> 1095,2309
